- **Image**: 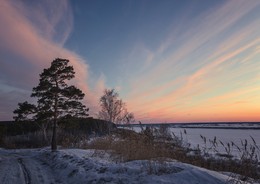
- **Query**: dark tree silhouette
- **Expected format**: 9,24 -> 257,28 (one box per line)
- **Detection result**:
98,89 -> 134,124
13,101 -> 36,121
13,58 -> 89,151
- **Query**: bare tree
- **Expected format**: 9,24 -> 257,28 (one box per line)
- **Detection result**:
98,89 -> 134,124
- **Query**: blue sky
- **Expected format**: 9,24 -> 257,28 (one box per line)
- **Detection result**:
65,0 -> 224,87
0,0 -> 259,122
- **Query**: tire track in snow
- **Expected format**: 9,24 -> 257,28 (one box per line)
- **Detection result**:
18,158 -> 31,184
0,155 -> 23,184
0,150 -> 59,184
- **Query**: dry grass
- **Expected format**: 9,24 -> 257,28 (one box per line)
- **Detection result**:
1,123 -> 259,183
82,126 -> 260,183
85,127 -> 183,162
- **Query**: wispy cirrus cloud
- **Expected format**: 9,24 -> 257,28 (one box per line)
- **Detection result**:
124,0 -> 260,122
0,0 -> 259,123
0,0 -> 104,120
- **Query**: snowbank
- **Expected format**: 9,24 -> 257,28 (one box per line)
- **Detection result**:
0,148 -> 256,183
38,148 -> 230,184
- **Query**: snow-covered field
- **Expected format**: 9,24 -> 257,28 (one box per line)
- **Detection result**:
171,128 -> 260,147
130,126 -> 260,158
172,128 -> 260,158
0,148 -> 246,184
171,123 -> 260,129
0,124 -> 259,183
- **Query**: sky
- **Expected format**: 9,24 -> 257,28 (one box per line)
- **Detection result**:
0,0 -> 259,123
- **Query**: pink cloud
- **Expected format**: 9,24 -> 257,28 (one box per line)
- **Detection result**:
0,0 -> 104,119
128,0 -> 260,91
124,0 -> 260,123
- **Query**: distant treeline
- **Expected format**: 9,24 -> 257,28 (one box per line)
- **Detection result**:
0,118 -> 116,145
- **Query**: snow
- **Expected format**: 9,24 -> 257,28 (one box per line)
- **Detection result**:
0,148 -> 253,184
130,126 -> 260,158
127,122 -> 260,129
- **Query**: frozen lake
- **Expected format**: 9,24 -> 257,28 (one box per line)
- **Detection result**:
171,128 -> 260,148
127,125 -> 260,158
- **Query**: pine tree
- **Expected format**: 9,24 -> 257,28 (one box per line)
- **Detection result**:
14,58 -> 89,151
13,101 -> 36,121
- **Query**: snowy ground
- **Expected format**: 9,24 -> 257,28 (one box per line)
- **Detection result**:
171,128 -> 260,157
0,148 -> 253,184
129,126 -> 260,158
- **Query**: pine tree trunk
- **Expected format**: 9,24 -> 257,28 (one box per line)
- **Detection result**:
51,119 -> 57,151
52,77 -> 58,151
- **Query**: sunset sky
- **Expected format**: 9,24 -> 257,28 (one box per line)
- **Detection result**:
0,0 -> 259,123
